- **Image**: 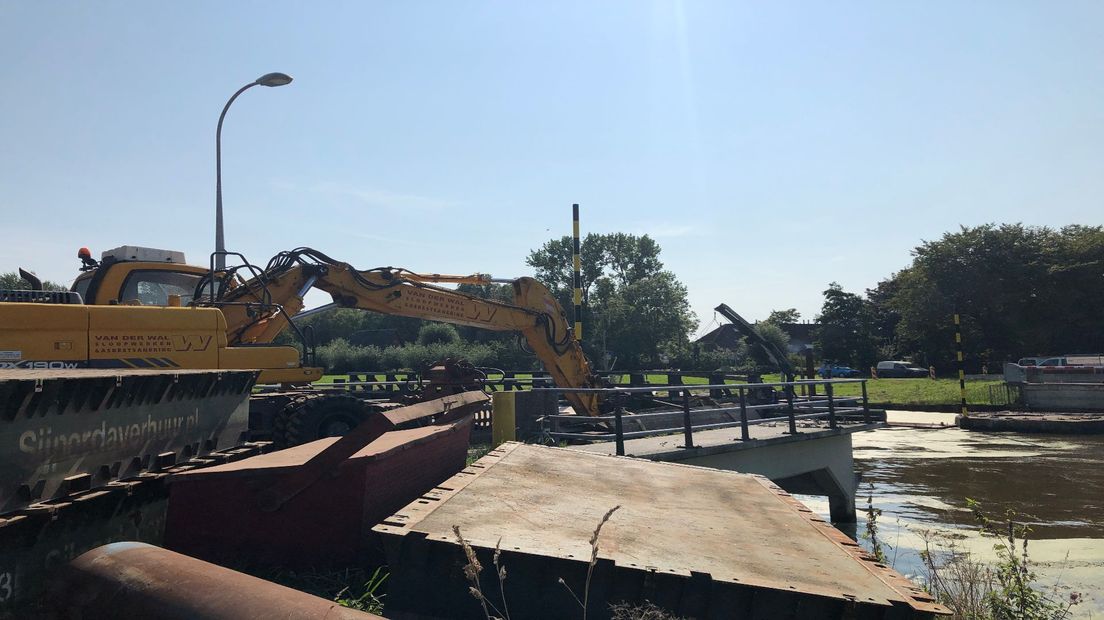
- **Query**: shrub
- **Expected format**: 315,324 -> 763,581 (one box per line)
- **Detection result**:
659,341 -> 751,373
316,335 -> 543,374
417,323 -> 460,346
379,346 -> 406,371
315,339 -> 383,373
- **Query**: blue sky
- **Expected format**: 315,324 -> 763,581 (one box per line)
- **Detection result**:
2,2 -> 1101,334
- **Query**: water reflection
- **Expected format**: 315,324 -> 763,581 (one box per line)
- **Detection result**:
797,425 -> 1103,617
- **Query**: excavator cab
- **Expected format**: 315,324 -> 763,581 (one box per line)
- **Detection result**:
70,246 -> 214,306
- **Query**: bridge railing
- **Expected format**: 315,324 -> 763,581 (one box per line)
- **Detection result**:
534,379 -> 871,456
264,369 -> 753,397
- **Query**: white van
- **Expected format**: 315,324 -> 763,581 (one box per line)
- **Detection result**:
876,360 -> 928,378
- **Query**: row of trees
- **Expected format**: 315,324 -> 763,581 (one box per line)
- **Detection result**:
815,224 -> 1104,371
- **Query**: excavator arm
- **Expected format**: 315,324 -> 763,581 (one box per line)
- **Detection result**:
211,248 -> 603,417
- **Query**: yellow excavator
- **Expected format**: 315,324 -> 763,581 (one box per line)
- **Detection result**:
1,245 -> 603,446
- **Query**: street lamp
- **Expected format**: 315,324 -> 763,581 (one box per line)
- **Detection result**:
215,72 -> 293,270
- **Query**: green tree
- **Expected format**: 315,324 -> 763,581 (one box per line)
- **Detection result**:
877,223 -> 1104,369
749,322 -> 792,370
524,233 -> 612,308
527,233 -> 696,369
1039,225 -> 1104,352
1,271 -> 67,291
815,282 -> 877,368
599,271 -> 696,367
764,308 -> 801,325
864,276 -> 902,359
903,224 -> 1050,366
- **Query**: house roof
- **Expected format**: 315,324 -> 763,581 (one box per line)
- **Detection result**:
695,322 -> 820,353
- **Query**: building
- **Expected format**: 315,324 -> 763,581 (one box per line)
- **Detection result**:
696,322 -> 819,354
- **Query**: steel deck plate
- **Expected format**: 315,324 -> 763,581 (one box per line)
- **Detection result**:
376,442 -> 945,617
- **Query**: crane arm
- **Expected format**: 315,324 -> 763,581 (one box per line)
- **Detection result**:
214,248 -> 603,416
714,303 -> 796,381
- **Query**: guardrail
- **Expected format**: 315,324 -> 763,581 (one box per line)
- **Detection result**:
264,369 -> 755,398
533,379 -> 871,456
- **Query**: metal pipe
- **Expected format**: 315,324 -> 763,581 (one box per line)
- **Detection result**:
54,542 -> 381,619
572,203 -> 582,342
955,311 -> 968,416
827,382 -> 837,429
290,301 -> 338,321
681,389 -> 694,448
738,387 -> 750,440
862,380 -> 871,423
295,274 -> 320,299
785,389 -> 797,435
215,82 -> 256,270
614,400 -> 625,456
215,73 -> 292,270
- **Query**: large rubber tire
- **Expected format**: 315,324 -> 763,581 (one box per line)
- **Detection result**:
273,393 -> 374,449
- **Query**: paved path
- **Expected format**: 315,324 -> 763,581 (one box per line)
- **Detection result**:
884,410 -> 958,427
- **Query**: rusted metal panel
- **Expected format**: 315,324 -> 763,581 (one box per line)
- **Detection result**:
52,542 -> 382,619
374,443 -> 947,619
165,392 -> 486,568
0,441 -> 270,613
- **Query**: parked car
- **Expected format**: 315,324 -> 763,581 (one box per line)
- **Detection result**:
818,365 -> 863,378
876,360 -> 928,378
1022,354 -> 1104,367
1065,354 -> 1104,366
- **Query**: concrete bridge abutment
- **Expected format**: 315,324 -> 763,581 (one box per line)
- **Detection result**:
667,432 -> 858,523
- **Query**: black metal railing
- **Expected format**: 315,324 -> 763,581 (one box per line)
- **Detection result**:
534,379 -> 872,456
257,369 -> 753,397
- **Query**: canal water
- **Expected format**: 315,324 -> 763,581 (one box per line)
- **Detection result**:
798,413 -> 1103,618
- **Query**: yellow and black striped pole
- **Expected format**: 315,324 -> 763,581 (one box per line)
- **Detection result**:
572,203 -> 582,342
954,312 -> 967,416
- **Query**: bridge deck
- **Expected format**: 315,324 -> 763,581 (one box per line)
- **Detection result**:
573,419 -> 884,461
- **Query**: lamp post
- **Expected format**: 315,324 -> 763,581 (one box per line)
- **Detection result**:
215,72 -> 293,270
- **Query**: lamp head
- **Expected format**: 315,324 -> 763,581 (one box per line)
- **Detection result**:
255,72 -> 293,87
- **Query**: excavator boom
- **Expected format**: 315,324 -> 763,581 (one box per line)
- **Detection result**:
212,248 -> 603,416
1,245 -> 604,417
